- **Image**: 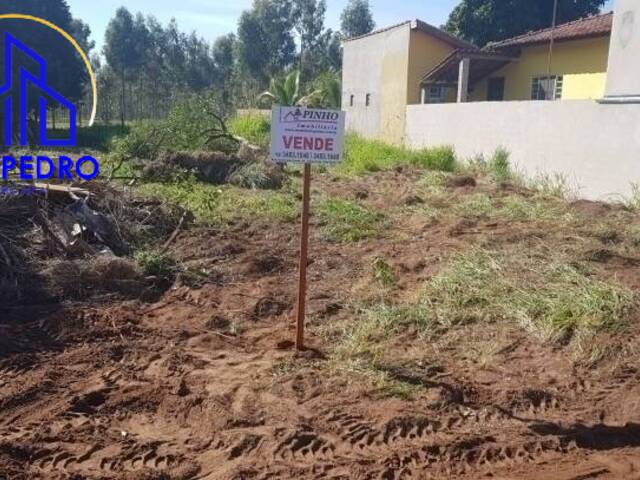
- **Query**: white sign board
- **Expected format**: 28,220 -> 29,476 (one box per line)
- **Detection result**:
271,106 -> 345,163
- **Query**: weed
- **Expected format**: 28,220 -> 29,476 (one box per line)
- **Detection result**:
460,154 -> 488,176
422,248 -> 635,342
336,304 -> 430,360
134,249 -> 177,279
319,199 -> 385,242
624,183 -> 640,210
372,257 -> 396,288
411,146 -> 456,172
488,147 -> 511,183
530,173 -> 575,199
138,181 -> 297,224
499,195 -> 573,222
454,193 -> 493,217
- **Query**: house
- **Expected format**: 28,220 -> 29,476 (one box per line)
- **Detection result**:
341,20 -> 476,144
342,13 -> 614,144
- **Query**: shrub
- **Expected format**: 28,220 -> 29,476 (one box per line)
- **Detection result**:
134,249 -> 177,279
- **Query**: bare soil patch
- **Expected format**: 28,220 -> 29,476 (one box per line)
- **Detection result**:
2,169 -> 640,479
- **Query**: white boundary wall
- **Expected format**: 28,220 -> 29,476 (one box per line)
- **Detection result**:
405,100 -> 640,200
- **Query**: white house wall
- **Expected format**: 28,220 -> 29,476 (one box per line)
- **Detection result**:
406,100 -> 640,201
342,24 -> 411,143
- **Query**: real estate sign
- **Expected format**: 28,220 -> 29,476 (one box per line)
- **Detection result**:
271,106 -> 346,164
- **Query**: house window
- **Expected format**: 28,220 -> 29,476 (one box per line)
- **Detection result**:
350,95 -> 354,107
531,75 -> 564,100
365,93 -> 371,106
423,85 -> 446,104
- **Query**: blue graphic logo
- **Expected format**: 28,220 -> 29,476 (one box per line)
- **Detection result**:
0,32 -> 77,147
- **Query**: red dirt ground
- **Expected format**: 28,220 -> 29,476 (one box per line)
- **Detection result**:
2,169 -> 640,479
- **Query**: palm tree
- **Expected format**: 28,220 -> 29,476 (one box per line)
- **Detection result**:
259,71 -> 304,107
316,73 -> 341,108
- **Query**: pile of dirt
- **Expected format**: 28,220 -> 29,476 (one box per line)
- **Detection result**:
0,181 -> 181,306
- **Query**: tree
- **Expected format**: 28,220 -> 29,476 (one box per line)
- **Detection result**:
291,0 -> 327,78
104,7 -> 137,127
445,0 -> 606,47
237,0 -> 296,83
340,0 -> 375,39
212,34 -> 237,112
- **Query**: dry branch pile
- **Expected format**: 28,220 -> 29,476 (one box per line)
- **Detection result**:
0,182 -> 182,306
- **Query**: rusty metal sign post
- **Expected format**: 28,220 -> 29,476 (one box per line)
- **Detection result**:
270,106 -> 346,351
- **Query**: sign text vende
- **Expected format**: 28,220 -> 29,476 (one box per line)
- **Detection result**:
271,106 -> 345,164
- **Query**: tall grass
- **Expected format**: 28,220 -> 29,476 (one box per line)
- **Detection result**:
138,180 -> 297,224
229,113 -> 271,148
339,134 -> 456,175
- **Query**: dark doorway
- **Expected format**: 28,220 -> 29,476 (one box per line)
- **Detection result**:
487,77 -> 505,101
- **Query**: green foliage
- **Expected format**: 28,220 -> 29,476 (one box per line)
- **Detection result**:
340,0 -> 376,38
307,71 -> 342,108
228,162 -> 286,190
445,0 -> 606,47
109,121 -> 165,162
411,146 -> 457,172
138,181 -> 297,224
229,114 -> 271,148
340,134 -> 457,175
319,198 -> 385,242
488,147 -> 511,183
259,71 -> 308,107
163,95 -> 237,153
529,173 -> 574,199
372,257 -> 396,288
237,0 -> 296,82
134,249 -> 177,279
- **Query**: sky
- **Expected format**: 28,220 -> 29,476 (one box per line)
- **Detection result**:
67,0 -> 616,53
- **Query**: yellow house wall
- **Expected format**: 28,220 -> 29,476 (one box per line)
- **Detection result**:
469,36 -> 610,102
406,30 -> 457,105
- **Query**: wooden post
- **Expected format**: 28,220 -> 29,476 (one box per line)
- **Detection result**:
295,163 -> 312,351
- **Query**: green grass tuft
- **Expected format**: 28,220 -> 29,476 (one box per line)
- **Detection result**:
488,147 -> 511,183
319,198 -> 385,242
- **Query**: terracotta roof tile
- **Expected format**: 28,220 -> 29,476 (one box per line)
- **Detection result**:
489,12 -> 613,49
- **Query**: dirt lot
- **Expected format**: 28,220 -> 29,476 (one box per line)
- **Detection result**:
2,168 -> 640,479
